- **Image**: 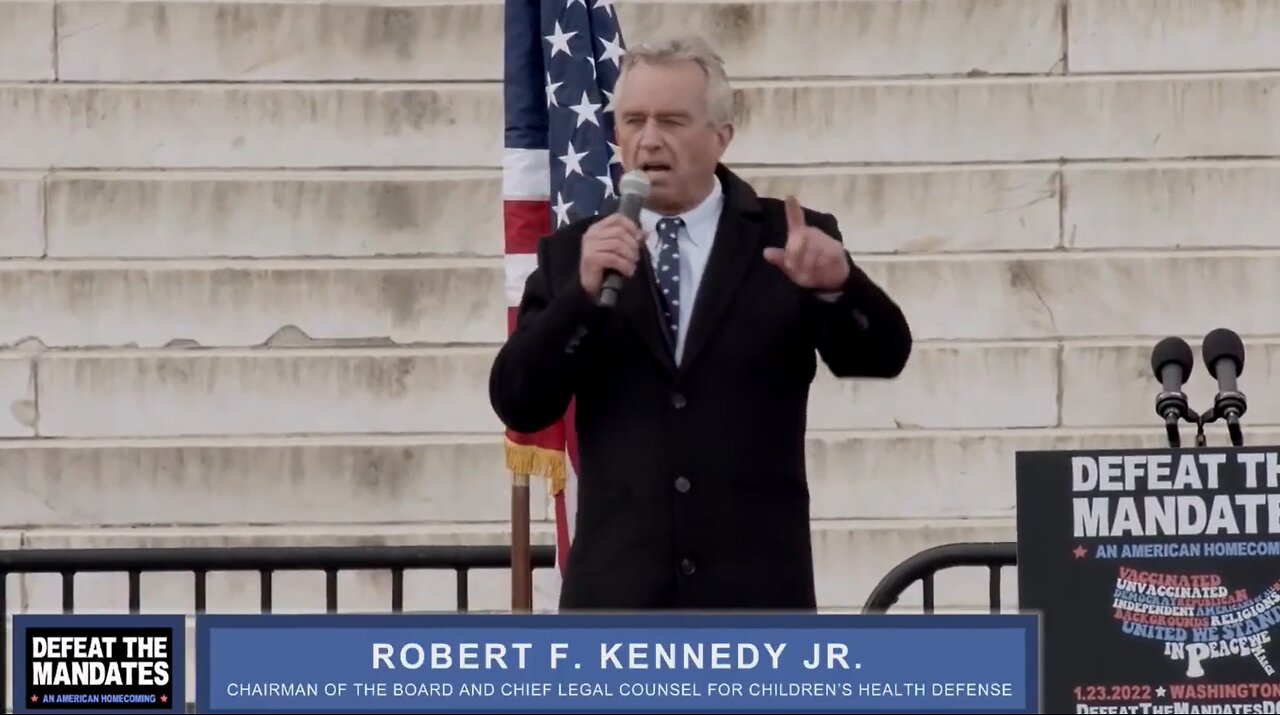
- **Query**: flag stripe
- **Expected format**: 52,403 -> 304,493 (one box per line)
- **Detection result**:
504,0 -> 548,151
504,148 -> 551,201
504,200 -> 551,259
504,253 -> 540,307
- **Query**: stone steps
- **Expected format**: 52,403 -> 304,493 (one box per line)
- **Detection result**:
0,435 -> 555,528
7,162 -> 1280,259
0,258 -> 504,347
6,74 -> 1280,168
1,426 -> 1268,530
0,250 -> 1270,347
1067,0 -> 1280,73
0,339 -> 1272,437
9,0 -> 1280,84
46,0 -> 1065,81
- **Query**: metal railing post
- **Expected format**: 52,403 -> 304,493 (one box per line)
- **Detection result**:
862,542 -> 1018,613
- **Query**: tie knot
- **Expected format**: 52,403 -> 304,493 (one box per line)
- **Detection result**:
656,217 -> 684,243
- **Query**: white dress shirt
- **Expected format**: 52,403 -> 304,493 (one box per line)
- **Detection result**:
638,177 -> 844,365
640,177 -> 725,365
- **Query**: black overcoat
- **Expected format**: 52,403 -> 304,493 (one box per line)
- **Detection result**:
489,165 -> 913,610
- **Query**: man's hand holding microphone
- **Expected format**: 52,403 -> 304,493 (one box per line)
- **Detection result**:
580,213 -> 644,302
581,170 -> 651,307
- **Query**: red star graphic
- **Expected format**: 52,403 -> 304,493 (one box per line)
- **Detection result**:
30,695 -> 38,702
1073,545 -> 1088,559
160,695 -> 168,704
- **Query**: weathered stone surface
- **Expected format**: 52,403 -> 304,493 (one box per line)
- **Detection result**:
619,0 -> 1064,78
5,426 -> 1242,530
46,166 -> 1059,258
861,252 -> 1280,341
806,427 -> 1280,520
36,349 -> 503,437
55,0 -> 1063,81
46,171 -> 504,258
0,358 -> 36,437
0,2 -> 54,80
0,84 -> 500,169
725,74 -> 1280,165
57,0 -> 501,81
0,174 -> 45,257
8,252 -> 1280,348
35,344 -> 1060,437
7,74 -> 1280,168
1070,0 -> 1280,73
814,519 -> 1017,609
1062,340 -> 1280,428
1066,161 -> 1280,250
743,166 -> 1060,254
0,436 -> 549,528
0,260 -> 504,347
809,343 -> 1059,430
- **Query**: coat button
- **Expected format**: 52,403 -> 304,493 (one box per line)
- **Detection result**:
680,558 -> 696,576
674,476 -> 691,493
671,393 -> 687,409
564,325 -> 588,353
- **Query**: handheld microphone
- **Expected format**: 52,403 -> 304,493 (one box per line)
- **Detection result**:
598,170 -> 651,308
1202,327 -> 1247,446
1151,336 -> 1194,448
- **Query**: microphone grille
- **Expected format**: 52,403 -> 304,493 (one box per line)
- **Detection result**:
619,170 -> 651,198
1151,336 -> 1194,380
1203,327 -> 1245,377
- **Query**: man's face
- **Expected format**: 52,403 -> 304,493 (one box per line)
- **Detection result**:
615,60 -> 733,214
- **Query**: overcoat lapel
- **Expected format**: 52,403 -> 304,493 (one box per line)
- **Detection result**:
678,167 -> 765,376
602,165 -> 765,377
617,248 -> 678,374
591,196 -> 677,374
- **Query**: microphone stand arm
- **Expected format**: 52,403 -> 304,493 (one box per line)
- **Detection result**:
1155,389 -> 1193,449
1227,412 -> 1243,447
1200,390 -> 1247,448
1163,412 -> 1182,449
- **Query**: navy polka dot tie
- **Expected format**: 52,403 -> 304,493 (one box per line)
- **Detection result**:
654,217 -> 684,352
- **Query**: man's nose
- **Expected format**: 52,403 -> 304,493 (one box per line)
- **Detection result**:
637,119 -> 663,147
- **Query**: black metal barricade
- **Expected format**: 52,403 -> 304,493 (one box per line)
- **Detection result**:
861,541 -> 1017,613
0,544 -> 557,713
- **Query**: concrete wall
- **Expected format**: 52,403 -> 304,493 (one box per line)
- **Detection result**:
1,0 -> 1279,628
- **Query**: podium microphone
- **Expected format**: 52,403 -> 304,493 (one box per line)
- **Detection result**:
598,170 -> 651,308
1151,336 -> 1194,448
1202,327 -> 1247,447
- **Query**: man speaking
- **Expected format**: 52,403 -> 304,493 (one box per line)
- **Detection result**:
489,35 -> 912,611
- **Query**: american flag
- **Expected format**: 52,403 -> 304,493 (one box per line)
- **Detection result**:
503,0 -> 627,579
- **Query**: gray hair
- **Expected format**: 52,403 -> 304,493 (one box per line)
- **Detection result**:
616,35 -> 735,125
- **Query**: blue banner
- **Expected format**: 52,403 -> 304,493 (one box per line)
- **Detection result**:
195,613 -> 1039,714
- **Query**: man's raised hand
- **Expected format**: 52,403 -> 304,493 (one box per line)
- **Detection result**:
763,196 -> 850,292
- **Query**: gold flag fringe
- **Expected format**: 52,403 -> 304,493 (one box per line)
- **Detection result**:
504,439 -> 567,496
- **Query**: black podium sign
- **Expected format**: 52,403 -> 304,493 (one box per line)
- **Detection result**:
1016,447 -> 1280,713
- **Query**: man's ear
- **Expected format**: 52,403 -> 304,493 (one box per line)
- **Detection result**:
715,123 -> 735,155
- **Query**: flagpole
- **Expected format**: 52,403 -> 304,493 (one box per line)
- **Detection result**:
511,471 -> 533,611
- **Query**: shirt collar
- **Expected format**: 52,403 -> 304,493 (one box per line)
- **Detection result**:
640,176 -> 724,247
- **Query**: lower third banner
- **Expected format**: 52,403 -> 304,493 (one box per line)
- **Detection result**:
195,613 -> 1039,713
